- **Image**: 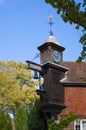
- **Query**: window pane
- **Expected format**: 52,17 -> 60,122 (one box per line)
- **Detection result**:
76,125 -> 80,129
82,120 -> 86,130
76,120 -> 80,125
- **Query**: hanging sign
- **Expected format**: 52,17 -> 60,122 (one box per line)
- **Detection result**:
26,60 -> 42,72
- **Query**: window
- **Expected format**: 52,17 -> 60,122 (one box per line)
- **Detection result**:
74,120 -> 80,130
74,119 -> 86,130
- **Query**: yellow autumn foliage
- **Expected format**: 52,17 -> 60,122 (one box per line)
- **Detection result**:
0,60 -> 39,113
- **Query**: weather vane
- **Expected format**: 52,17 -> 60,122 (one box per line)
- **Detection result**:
32,53 -> 39,61
48,16 -> 54,35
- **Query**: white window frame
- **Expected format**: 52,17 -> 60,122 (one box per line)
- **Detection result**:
74,119 -> 86,130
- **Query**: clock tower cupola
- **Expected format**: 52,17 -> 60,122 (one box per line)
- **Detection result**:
38,34 -> 65,64
38,16 -> 65,65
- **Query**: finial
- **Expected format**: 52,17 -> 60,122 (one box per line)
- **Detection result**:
48,16 -> 54,35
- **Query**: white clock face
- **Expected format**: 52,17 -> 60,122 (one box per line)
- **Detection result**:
52,51 -> 60,62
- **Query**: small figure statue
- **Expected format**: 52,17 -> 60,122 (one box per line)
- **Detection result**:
39,75 -> 44,90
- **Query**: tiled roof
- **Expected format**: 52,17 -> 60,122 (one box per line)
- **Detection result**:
61,62 -> 86,83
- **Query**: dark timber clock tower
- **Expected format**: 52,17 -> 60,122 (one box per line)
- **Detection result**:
37,32 -> 68,119
27,17 -> 68,119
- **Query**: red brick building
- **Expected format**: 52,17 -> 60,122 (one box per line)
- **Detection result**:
60,62 -> 86,130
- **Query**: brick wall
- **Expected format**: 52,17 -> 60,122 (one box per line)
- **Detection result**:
58,85 -> 86,130
60,86 -> 86,116
63,121 -> 74,130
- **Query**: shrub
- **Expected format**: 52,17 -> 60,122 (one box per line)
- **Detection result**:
0,109 -> 12,130
14,106 -> 28,130
28,102 -> 47,130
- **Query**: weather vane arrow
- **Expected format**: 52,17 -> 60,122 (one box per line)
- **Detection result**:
48,16 -> 54,35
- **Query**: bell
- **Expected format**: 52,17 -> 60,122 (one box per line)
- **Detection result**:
33,70 -> 39,79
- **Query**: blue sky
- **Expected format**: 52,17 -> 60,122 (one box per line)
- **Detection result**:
0,0 -> 83,63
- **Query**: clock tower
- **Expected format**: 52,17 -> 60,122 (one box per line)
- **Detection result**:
36,17 -> 68,119
38,34 -> 65,64
26,17 -> 68,120
37,32 -> 68,119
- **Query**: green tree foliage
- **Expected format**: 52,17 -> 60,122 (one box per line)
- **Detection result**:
47,112 -> 78,130
0,60 -> 39,116
45,0 -> 86,62
15,106 -> 28,130
0,109 -> 12,130
28,102 -> 47,130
